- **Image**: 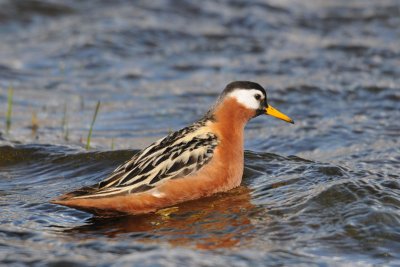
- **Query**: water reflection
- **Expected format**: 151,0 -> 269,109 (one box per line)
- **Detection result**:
65,186 -> 261,249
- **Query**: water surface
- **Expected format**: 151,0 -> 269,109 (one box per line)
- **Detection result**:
0,0 -> 399,266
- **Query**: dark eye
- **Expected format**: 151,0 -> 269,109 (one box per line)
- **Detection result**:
254,94 -> 261,100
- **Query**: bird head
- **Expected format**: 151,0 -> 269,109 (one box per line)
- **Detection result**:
217,81 -> 294,124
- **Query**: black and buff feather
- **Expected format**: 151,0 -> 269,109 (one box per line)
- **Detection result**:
67,118 -> 219,199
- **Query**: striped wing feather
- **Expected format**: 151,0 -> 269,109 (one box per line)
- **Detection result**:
70,126 -> 218,199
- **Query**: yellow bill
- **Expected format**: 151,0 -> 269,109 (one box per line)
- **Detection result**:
265,105 -> 294,124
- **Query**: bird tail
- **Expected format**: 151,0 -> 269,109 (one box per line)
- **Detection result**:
53,185 -> 99,201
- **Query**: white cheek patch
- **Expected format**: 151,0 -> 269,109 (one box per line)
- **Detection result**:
228,89 -> 263,109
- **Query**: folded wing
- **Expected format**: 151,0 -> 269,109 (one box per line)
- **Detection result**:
65,126 -> 218,199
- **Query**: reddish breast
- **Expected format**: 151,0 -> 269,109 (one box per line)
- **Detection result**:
52,98 -> 255,215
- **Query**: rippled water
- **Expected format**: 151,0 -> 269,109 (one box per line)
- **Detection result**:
1,0 -> 400,266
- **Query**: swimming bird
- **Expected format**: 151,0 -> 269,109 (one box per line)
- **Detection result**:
52,81 -> 293,215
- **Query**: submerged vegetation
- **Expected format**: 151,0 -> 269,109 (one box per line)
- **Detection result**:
30,111 -> 38,133
6,86 -> 13,133
2,88 -> 104,149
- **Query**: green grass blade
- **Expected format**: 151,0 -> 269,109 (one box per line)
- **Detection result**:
61,103 -> 69,141
86,101 -> 101,150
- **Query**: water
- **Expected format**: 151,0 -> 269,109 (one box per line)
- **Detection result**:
1,0 -> 399,265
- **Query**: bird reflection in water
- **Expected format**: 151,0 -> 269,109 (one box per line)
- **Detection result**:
64,186 -> 263,250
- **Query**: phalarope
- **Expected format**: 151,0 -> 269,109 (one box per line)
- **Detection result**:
52,81 -> 293,215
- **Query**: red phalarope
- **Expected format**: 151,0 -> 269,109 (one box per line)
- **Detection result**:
52,81 -> 294,215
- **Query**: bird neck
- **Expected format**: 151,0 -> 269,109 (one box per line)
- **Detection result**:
211,98 -> 255,142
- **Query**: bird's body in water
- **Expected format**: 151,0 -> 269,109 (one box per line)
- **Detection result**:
52,81 -> 294,216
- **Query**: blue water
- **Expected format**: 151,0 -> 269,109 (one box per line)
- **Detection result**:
0,0 -> 399,266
